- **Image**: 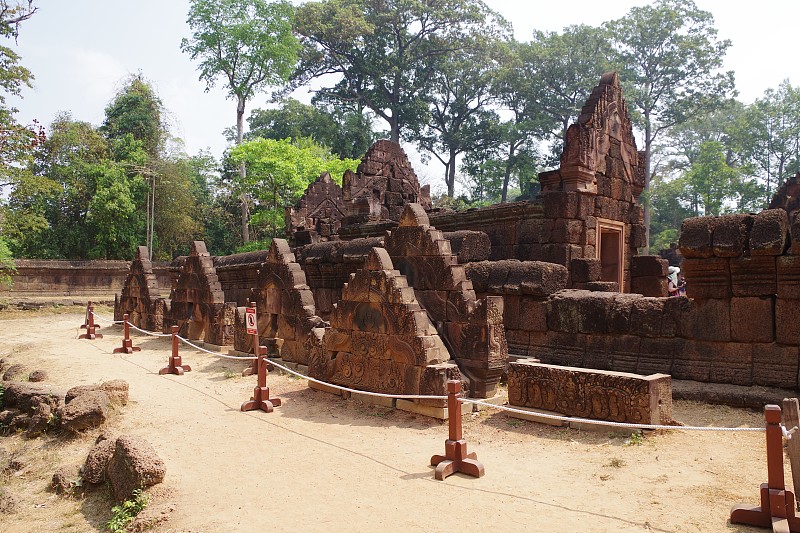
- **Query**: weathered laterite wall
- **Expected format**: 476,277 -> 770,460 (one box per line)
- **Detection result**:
1,259 -> 171,298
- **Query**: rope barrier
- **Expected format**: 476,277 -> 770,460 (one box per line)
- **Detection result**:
90,311 -> 122,325
175,335 -> 258,360
87,306 -> 769,431
458,398 -> 766,432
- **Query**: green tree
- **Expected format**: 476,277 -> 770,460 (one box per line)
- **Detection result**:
0,234 -> 14,288
228,137 -> 358,239
295,0 -> 501,143
182,0 -> 300,244
526,25 -> 615,148
246,97 -> 377,159
0,1 -> 41,193
738,80 -> 800,201
415,32 -> 509,198
101,74 -> 165,159
606,0 -> 735,250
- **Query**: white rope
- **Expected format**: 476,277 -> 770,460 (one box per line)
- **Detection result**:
265,357 -> 448,400
459,398 -> 766,432
127,322 -> 172,337
87,310 -> 771,431
90,311 -> 122,325
783,425 -> 799,439
175,335 -> 258,360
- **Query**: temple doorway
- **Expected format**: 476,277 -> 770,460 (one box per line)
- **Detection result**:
597,219 -> 625,291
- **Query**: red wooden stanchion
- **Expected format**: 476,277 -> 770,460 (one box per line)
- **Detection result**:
730,404 -> 800,532
159,325 -> 191,376
242,302 -> 260,377
113,313 -> 141,354
430,380 -> 484,481
78,303 -> 103,340
240,345 -> 281,413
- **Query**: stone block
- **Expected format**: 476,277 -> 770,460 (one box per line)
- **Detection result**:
777,256 -> 800,299
776,299 -> 800,345
518,297 -> 548,332
682,298 -> 730,342
752,343 -> 798,389
678,216 -> 715,258
630,256 -> 668,277
712,214 -> 751,257
671,340 -> 711,382
630,297 -> 665,337
709,343 -> 752,386
507,361 -> 673,425
730,297 -> 774,343
631,276 -> 668,297
637,337 -> 682,375
570,258 -> 602,283
395,398 -> 471,420
577,292 -> 616,334
505,329 -> 530,356
607,293 -> 642,334
682,258 -> 731,299
610,335 -> 641,373
584,335 -> 613,370
750,209 -> 788,256
542,191 -> 579,219
730,256 -> 776,297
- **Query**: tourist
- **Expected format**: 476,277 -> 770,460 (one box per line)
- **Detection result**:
667,266 -> 684,296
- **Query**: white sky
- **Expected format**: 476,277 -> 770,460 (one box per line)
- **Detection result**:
6,0 -> 800,188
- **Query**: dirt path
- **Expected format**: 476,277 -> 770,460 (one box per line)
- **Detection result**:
0,308 -> 774,532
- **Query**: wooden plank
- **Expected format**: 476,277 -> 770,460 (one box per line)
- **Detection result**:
781,397 -> 800,508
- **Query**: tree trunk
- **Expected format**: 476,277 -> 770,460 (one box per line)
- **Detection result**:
447,148 -> 456,198
237,96 -> 249,244
501,144 -> 515,203
643,119 -> 653,254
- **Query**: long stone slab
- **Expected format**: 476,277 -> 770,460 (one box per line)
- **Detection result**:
507,361 -> 672,426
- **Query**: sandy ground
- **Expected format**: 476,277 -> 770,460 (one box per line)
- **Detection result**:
0,306 -> 780,532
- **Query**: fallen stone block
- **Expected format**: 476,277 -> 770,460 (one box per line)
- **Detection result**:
107,436 -> 166,502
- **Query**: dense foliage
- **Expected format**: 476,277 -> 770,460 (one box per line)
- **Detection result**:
2,0 -> 799,261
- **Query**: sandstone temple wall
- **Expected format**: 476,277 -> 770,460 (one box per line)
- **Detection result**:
1,259 -> 171,298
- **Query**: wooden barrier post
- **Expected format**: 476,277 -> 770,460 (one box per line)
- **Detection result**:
784,398 -> 800,512
242,302 -> 259,376
730,404 -> 800,532
113,313 -> 141,354
78,303 -> 103,340
430,380 -> 484,481
159,325 -> 192,376
241,345 -> 281,413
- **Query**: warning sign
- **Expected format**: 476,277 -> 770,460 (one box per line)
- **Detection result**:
245,307 -> 257,335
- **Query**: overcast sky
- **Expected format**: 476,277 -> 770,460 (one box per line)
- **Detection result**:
7,1 -> 800,188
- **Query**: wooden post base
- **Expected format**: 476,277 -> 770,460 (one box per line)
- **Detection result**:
429,380 -> 484,480
241,346 -> 280,413
731,405 -> 800,532
113,339 -> 141,354
431,439 -> 485,480
159,355 -> 191,376
241,386 -> 282,413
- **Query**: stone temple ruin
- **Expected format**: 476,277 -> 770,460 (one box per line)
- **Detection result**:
114,72 -> 800,422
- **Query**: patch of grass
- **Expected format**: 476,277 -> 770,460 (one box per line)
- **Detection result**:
605,457 -> 625,468
222,367 -> 239,379
624,432 -> 644,446
507,420 -> 522,428
107,488 -> 148,532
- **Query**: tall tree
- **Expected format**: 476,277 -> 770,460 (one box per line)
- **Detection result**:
295,0 -> 502,143
472,40 -> 552,203
228,137 -> 358,241
182,0 -> 300,243
606,0 -> 735,251
415,33 -> 509,197
526,25 -> 615,148
247,97 -> 377,159
738,80 -> 800,201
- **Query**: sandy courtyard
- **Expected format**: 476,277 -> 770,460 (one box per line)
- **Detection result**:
0,306 -> 779,532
